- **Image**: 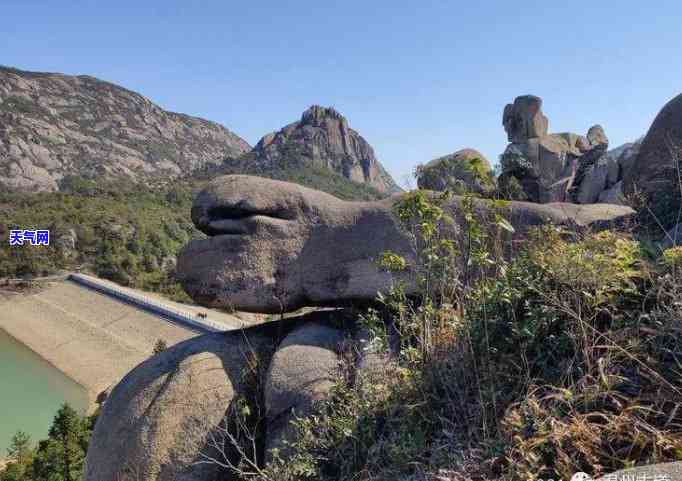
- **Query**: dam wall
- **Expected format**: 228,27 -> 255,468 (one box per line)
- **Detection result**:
68,273 -> 227,333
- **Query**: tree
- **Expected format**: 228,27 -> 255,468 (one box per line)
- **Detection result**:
153,338 -> 168,355
7,431 -> 33,465
32,403 -> 89,481
0,431 -> 34,481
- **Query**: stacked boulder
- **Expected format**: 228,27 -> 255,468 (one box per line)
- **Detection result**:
83,175 -> 635,481
498,95 -> 626,204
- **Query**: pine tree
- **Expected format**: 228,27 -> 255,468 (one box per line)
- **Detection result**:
7,431 -> 32,465
32,403 -> 88,481
0,431 -> 34,481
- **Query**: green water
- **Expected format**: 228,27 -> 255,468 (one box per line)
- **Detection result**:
0,329 -> 89,457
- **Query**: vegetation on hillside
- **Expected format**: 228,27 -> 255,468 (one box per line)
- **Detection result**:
211,150 -> 386,201
0,177 -> 199,301
0,404 -> 95,481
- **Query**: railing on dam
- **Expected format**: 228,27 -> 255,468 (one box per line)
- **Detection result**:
68,273 -> 229,333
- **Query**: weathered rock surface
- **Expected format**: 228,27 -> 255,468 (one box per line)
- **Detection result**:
587,124 -> 609,147
244,105 -> 400,194
499,95 -> 615,204
416,148 -> 494,194
0,66 -> 251,192
624,93 -> 682,228
571,141 -> 610,204
606,137 -> 642,181
177,175 -> 634,313
577,138 -> 641,206
264,319 -> 345,462
84,324 -> 281,481
597,180 -> 624,205
503,95 -> 548,142
84,311 -> 353,480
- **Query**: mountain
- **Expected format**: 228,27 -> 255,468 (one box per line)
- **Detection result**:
229,105 -> 401,196
604,136 -> 643,164
0,66 -> 251,192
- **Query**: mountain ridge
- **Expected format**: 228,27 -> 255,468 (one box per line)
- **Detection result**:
0,65 -> 251,191
0,66 -> 400,199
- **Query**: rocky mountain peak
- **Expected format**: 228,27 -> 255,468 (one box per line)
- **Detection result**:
0,65 -> 251,192
249,105 -> 400,194
300,105 -> 347,127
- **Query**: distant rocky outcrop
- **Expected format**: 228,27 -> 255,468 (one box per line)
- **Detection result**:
498,95 -> 613,203
624,93 -> 682,229
416,148 -> 494,195
591,137 -> 642,205
240,105 -> 400,194
0,66 -> 251,192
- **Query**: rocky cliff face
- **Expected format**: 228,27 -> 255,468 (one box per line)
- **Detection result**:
247,105 -> 400,194
0,66 -> 251,192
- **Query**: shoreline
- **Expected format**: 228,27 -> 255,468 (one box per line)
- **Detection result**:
0,326 -> 94,406
0,279 -> 216,410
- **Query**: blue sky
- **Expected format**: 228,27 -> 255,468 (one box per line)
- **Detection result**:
3,1 -> 681,187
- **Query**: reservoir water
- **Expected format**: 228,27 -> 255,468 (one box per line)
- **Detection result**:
0,328 -> 89,457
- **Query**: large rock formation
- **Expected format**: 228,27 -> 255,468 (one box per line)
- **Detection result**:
86,176 -> 635,480
243,105 -> 400,194
0,66 -> 251,192
416,148 -> 495,195
84,327 -> 275,481
605,137 -> 642,181
585,137 -> 642,205
502,95 -> 549,143
177,175 -> 634,314
264,320 -> 345,463
84,312 -> 352,481
498,95 -> 613,204
624,93 -> 682,229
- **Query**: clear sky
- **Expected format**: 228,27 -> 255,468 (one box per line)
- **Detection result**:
3,1 -> 681,187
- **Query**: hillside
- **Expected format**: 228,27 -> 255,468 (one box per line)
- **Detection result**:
0,66 -> 251,192
0,178 -> 200,299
